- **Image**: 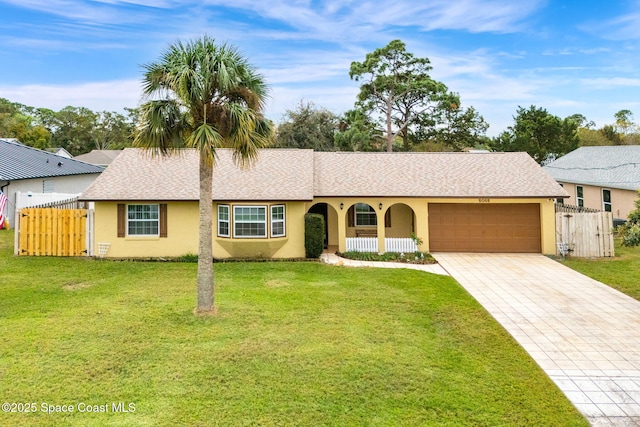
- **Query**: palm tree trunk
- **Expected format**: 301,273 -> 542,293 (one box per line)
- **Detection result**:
197,153 -> 214,312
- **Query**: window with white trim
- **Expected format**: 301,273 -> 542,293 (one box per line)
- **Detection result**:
355,203 -> 376,226
218,205 -> 230,237
127,204 -> 159,236
576,186 -> 584,207
271,205 -> 285,237
602,189 -> 612,212
234,206 -> 267,238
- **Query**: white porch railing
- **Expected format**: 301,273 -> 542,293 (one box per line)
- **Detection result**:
345,237 -> 418,253
385,238 -> 418,253
346,237 -> 378,252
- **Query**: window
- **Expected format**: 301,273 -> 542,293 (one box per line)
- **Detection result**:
355,203 -> 376,226
557,183 -> 564,205
43,180 -> 54,193
271,205 -> 285,237
576,186 -> 584,207
234,206 -> 267,238
602,189 -> 612,212
127,204 -> 159,236
218,205 -> 230,237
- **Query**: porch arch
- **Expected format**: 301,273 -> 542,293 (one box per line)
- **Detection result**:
307,202 -> 339,250
384,202 -> 417,238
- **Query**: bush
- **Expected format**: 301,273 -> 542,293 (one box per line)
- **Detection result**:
619,191 -> 640,247
305,213 -> 325,258
621,224 -> 640,247
337,251 -> 436,264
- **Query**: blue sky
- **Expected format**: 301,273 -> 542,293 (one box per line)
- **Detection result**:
1,0 -> 639,136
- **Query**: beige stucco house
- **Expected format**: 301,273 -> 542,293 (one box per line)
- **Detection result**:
80,148 -> 568,258
544,146 -> 640,221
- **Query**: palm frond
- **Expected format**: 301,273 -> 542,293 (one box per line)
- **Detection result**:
134,100 -> 187,155
188,122 -> 224,165
225,103 -> 274,168
137,35 -> 271,166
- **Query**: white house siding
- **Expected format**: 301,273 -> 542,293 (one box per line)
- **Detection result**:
4,174 -> 101,228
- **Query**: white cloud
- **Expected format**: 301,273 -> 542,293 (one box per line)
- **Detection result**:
580,77 -> 640,88
267,85 -> 359,123
0,80 -> 143,112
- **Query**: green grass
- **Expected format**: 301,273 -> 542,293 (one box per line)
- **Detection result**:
560,239 -> 640,300
0,230 -> 586,426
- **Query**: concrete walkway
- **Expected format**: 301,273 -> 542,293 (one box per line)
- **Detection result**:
434,253 -> 640,427
320,252 -> 449,275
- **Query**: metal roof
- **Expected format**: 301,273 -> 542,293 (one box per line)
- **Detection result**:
0,138 -> 104,181
544,146 -> 640,191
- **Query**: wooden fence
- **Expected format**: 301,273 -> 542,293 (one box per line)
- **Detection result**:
555,209 -> 614,257
17,208 -> 89,256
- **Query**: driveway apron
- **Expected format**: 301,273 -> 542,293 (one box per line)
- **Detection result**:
434,253 -> 640,427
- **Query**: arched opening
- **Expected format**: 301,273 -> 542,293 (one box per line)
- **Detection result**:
307,202 -> 339,251
382,203 -> 420,253
346,202 -> 378,237
385,203 -> 416,238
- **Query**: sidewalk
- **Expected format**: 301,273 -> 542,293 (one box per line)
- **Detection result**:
320,252 -> 449,276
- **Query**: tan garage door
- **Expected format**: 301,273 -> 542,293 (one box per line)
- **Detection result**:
428,203 -> 541,253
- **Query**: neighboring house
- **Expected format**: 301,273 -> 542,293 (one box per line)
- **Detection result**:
80,148 -> 567,258
74,150 -> 123,167
45,147 -> 73,159
0,138 -> 104,228
544,146 -> 640,221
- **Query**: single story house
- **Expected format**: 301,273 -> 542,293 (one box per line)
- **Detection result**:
0,138 -> 104,228
544,146 -> 640,221
80,148 -> 567,258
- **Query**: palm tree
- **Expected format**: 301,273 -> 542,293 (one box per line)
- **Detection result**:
134,36 -> 273,313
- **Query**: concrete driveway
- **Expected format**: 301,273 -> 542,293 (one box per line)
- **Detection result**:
434,253 -> 640,427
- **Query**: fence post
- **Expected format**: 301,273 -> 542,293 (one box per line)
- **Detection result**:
86,209 -> 94,256
14,208 -> 20,256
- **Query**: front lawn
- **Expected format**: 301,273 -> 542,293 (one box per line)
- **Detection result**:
560,240 -> 640,300
0,230 -> 586,426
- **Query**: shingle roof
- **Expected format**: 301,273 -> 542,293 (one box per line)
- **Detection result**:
80,148 -> 315,201
314,151 -> 567,198
81,148 -> 566,201
0,138 -> 104,181
73,150 -> 122,166
544,146 -> 640,191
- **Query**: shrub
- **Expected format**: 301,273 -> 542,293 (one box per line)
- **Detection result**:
337,251 -> 436,264
305,213 -> 325,258
619,191 -> 640,247
177,253 -> 198,262
621,224 -> 640,247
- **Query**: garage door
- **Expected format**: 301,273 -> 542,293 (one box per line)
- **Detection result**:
428,203 -> 541,253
